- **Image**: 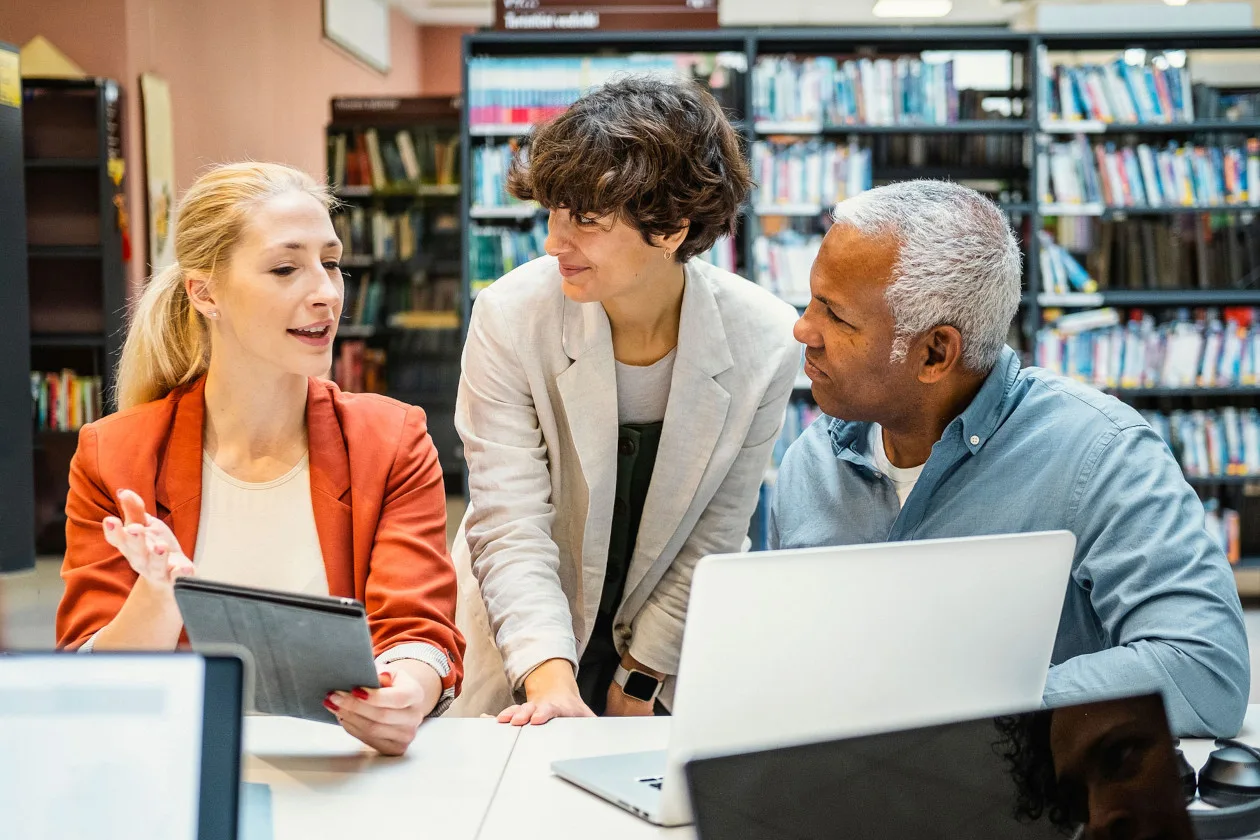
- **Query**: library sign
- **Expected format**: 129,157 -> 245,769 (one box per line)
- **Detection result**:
495,0 -> 718,31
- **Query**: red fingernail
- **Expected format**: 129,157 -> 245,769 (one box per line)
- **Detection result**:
352,687 -> 369,700
323,698 -> 339,712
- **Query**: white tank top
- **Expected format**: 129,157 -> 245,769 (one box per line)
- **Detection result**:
192,452 -> 328,595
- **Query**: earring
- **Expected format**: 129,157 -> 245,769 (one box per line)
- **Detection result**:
207,310 -> 219,319
663,250 -> 673,262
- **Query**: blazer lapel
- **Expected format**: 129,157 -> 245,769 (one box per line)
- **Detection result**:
306,380 -> 356,598
155,378 -> 208,559
555,297 -> 619,640
622,264 -> 733,610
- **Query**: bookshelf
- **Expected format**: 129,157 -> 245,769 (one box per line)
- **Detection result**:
326,96 -> 465,484
1028,31 -> 1260,586
20,77 -> 126,556
458,28 -> 1260,572
0,42 -> 34,573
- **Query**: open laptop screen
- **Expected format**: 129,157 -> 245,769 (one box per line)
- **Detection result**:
0,653 -> 244,840
685,693 -> 1193,839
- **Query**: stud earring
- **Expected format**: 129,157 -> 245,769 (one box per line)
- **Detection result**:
207,310 -> 219,319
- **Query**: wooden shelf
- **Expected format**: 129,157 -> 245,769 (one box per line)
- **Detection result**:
1040,203 -> 1260,218
28,245 -> 102,259
756,120 -> 1031,136
1040,290 -> 1260,308
25,157 -> 99,170
1106,387 -> 1260,398
470,204 -> 541,220
30,332 -> 106,348
469,124 -> 533,137
335,184 -> 460,199
1041,119 -> 1260,135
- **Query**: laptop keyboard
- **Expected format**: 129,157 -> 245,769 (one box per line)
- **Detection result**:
637,776 -> 664,790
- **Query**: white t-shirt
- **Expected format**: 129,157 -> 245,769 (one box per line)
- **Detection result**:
193,452 -> 328,595
615,347 -> 676,424
869,423 -> 925,507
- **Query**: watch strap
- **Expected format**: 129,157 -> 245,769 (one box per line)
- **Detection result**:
613,664 -> 663,703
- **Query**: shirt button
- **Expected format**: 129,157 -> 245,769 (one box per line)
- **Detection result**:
872,471 -> 883,480
970,435 -> 980,446
616,625 -> 632,640
618,437 -> 636,457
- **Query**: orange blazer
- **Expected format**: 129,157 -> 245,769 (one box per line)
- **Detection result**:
56,376 -> 464,695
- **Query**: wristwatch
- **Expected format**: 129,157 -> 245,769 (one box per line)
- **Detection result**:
613,664 -> 664,703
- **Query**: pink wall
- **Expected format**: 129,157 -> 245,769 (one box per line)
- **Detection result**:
420,25 -> 473,97
0,0 -> 129,84
2,0 -> 432,289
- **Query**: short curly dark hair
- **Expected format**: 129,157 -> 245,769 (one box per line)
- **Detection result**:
506,75 -> 751,263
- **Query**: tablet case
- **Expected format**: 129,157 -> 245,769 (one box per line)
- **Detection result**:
174,578 -> 380,723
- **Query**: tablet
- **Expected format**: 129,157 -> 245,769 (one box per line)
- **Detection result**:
0,651 -> 245,840
173,577 -> 379,723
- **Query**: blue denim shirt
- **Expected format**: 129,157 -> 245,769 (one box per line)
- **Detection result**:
770,347 -> 1250,737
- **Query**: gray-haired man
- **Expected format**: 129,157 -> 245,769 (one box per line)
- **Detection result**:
772,179 -> 1249,738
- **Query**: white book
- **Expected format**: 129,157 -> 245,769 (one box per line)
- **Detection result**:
364,129 -> 386,191
1136,145 -> 1163,206
395,130 -> 420,181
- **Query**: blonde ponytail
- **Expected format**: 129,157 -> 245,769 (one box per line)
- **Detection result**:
114,162 -> 333,410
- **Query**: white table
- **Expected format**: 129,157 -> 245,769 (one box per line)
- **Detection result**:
244,707 -> 1260,839
478,718 -> 692,840
243,716 -> 517,840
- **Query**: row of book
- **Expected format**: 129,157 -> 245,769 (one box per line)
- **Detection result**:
341,273 -> 460,329
1038,230 -> 1096,296
772,400 -> 825,470
1041,137 -> 1260,208
331,340 -> 387,395
471,141 -> 531,209
467,53 -> 746,130
1041,59 -> 1195,125
1203,499 -> 1244,564
1049,214 -> 1260,292
700,238 -> 738,275
1035,309 -> 1260,389
752,55 -> 1003,127
470,220 -> 549,293
328,128 -> 459,191
333,207 -> 422,264
30,371 -> 103,432
1143,408 -> 1260,480
868,132 -> 1028,172
751,140 -> 871,209
753,231 -> 819,305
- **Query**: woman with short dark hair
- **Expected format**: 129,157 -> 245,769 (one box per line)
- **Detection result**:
452,76 -> 799,723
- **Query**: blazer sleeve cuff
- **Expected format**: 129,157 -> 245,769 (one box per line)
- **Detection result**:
504,637 -> 579,694
627,602 -> 683,676
376,642 -> 457,718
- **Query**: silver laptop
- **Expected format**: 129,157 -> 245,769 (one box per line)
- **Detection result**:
551,531 -> 1076,827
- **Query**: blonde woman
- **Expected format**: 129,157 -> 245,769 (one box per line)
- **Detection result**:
56,163 -> 464,755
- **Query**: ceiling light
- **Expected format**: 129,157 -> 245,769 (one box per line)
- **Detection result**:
872,0 -> 953,18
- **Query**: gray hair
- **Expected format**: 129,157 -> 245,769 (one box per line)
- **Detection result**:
831,180 -> 1021,373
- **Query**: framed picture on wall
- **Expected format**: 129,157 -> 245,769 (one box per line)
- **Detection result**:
323,0 -> 391,74
140,72 -> 176,273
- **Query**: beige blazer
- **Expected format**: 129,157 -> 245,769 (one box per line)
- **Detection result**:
449,256 -> 799,716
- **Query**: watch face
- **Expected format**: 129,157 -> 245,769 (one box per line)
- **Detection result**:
623,670 -> 659,702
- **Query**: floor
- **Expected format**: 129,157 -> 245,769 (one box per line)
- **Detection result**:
7,496 -> 1260,706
